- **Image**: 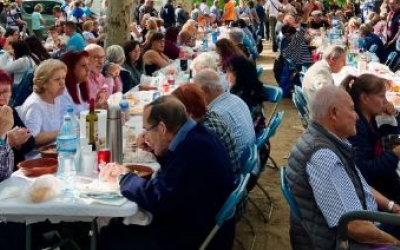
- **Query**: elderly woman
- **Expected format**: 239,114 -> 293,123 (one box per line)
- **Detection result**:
0,69 -> 35,170
171,83 -> 241,178
18,59 -> 67,146
122,40 -> 143,93
59,50 -> 90,118
228,27 -> 252,59
342,74 -> 400,203
142,32 -> 170,76
225,56 -> 265,135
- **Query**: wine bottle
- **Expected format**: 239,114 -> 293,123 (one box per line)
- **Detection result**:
86,98 -> 98,151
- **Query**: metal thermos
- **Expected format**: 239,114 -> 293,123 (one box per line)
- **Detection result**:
106,106 -> 123,163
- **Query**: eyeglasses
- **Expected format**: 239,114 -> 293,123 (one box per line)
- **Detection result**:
0,90 -> 11,97
143,123 -> 159,133
91,55 -> 106,61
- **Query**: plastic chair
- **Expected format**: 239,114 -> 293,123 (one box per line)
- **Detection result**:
199,173 -> 252,250
369,44 -> 378,53
256,65 -> 263,77
256,127 -> 271,150
263,85 -> 283,127
336,210 -> 400,250
385,51 -> 398,68
292,86 -> 310,128
240,144 -> 259,175
280,166 -> 302,220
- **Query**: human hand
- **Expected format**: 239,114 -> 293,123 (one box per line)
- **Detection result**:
137,133 -> 153,152
99,162 -> 128,183
106,63 -> 120,78
95,88 -> 108,109
0,106 -> 14,137
392,145 -> 400,159
383,102 -> 398,116
7,127 -> 31,148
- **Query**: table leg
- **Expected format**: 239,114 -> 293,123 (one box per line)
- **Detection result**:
25,224 -> 32,250
91,218 -> 98,250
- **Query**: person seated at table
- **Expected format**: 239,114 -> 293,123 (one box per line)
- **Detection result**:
228,28 -> 251,59
142,32 -> 170,76
85,44 -> 122,108
163,26 -> 180,60
100,95 -> 235,250
309,10 -> 331,30
193,69 -> 256,156
0,104 -> 15,182
121,40 -> 143,93
225,56 -> 265,135
0,69 -> 35,169
44,26 -> 67,55
18,59 -> 67,147
345,17 -> 361,48
171,83 -> 241,178
24,36 -> 51,63
287,85 -> 400,250
180,20 -> 197,46
342,74 -> 400,203
302,45 -> 347,102
65,21 -> 87,52
59,50 -> 90,118
215,38 -> 246,71
177,30 -> 195,48
359,23 -> 385,62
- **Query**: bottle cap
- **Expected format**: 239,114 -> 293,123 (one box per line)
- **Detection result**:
119,100 -> 130,111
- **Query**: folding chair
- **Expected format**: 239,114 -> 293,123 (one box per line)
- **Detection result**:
199,173 -> 252,250
292,86 -> 310,128
385,51 -> 398,68
369,44 -> 378,53
280,166 -> 302,220
256,65 -> 263,78
262,85 -> 283,127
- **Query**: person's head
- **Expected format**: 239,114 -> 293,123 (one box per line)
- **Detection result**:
388,0 -> 400,12
213,0 -> 219,6
5,27 -> 19,41
65,21 -> 77,36
322,46 -> 346,73
34,3 -> 43,13
24,35 -> 51,61
165,26 -> 179,43
92,20 -> 100,32
311,10 -> 323,22
123,40 -> 141,65
341,74 -> 388,119
12,40 -> 32,61
190,52 -> 218,75
248,0 -> 255,8
105,45 -> 125,65
359,23 -> 372,37
283,14 -> 296,26
143,95 -> 188,156
215,38 -> 245,66
61,50 -> 90,104
193,69 -> 224,104
33,59 -> 67,99
171,84 -> 207,120
48,25 -> 60,39
53,5 -> 62,17
85,44 -> 106,74
225,56 -> 260,89
0,69 -> 12,106
145,18 -> 158,31
145,0 -> 154,7
281,24 -> 297,39
147,32 -> 165,52
310,85 -> 358,139
229,28 -> 244,45
9,3 -> 18,15
348,17 -> 361,33
83,20 -> 94,32
177,30 -> 192,46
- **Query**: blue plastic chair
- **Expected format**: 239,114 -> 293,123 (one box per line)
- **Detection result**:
280,166 -> 302,220
256,127 -> 270,150
293,86 -> 310,128
199,173 -> 252,250
263,85 -> 283,127
240,144 -> 259,175
369,44 -> 378,53
385,51 -> 398,67
256,65 -> 263,77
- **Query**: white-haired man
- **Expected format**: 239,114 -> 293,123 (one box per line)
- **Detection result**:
302,45 -> 347,102
287,85 -> 400,250
193,69 -> 255,155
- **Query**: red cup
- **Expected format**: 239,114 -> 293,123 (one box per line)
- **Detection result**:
162,84 -> 170,93
97,149 -> 111,171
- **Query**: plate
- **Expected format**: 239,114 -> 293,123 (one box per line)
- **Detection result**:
79,192 -> 123,199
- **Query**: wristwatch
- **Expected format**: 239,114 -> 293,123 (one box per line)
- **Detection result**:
388,200 -> 395,212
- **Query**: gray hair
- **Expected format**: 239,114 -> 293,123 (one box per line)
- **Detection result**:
190,52 -> 218,75
322,46 -> 346,60
106,45 -> 125,65
193,69 -> 224,93
85,43 -> 103,53
229,28 -> 244,44
309,85 -> 344,122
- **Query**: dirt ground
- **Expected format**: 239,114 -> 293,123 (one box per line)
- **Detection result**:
233,41 -> 304,250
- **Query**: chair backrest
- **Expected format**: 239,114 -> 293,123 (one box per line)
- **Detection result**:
263,85 -> 283,127
385,51 -> 398,67
280,166 -> 302,220
199,173 -> 251,250
256,127 -> 270,150
268,111 -> 285,139
256,65 -> 263,77
240,144 -> 259,175
369,44 -> 378,53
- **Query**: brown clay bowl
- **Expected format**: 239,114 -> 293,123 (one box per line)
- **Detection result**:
17,158 -> 58,177
39,144 -> 58,159
124,164 -> 154,180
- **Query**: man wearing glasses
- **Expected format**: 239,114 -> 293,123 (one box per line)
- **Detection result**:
100,96 -> 235,250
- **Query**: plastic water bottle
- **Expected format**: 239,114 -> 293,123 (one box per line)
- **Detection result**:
57,112 -> 78,195
119,98 -> 130,126
66,106 -> 81,172
202,33 -> 209,50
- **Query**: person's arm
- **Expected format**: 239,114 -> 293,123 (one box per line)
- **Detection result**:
39,13 -> 45,24
347,220 -> 400,246
144,50 -> 170,68
11,108 -> 35,155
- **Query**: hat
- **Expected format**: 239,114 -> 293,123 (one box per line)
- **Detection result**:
311,10 -> 322,16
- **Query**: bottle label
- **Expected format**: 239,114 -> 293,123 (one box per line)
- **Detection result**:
57,136 -> 78,152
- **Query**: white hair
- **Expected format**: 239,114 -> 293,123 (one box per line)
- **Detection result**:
229,27 -> 244,44
322,45 -> 346,60
190,52 -> 218,75
193,69 -> 224,93
106,45 -> 125,64
309,85 -> 345,122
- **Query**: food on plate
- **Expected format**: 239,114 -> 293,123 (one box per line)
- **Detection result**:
124,164 -> 154,180
39,144 -> 58,158
130,105 -> 144,115
26,175 -> 62,203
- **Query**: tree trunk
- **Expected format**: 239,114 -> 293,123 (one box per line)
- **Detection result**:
105,0 -> 135,48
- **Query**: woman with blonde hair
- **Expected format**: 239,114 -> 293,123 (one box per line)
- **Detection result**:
32,3 -> 45,40
18,59 -> 67,146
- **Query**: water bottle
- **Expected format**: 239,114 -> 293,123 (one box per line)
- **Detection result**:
66,106 -> 81,172
202,33 -> 208,50
119,97 -> 130,126
57,113 -> 78,195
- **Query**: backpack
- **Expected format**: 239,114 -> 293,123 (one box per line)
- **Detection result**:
10,59 -> 34,107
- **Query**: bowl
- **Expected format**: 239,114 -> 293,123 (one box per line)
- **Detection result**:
39,144 -> 58,159
17,158 -> 58,177
124,164 -> 154,180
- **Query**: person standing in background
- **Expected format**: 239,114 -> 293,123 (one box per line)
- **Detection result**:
265,0 -> 282,51
256,0 -> 267,40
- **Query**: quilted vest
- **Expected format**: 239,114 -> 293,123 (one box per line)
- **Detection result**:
287,122 -> 367,250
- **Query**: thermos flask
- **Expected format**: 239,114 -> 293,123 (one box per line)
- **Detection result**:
106,106 -> 123,163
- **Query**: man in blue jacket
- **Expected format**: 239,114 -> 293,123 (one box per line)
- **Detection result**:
100,95 -> 235,250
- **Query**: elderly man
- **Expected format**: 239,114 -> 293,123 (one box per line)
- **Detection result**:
287,85 -> 400,250
302,45 -> 346,102
84,44 -> 121,108
193,69 -> 255,155
229,27 -> 258,60
100,95 -> 235,250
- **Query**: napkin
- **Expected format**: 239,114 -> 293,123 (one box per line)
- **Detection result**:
0,177 -> 30,200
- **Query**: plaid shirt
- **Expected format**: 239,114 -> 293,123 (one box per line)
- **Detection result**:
201,111 -> 241,178
306,146 -> 377,227
0,142 -> 14,182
